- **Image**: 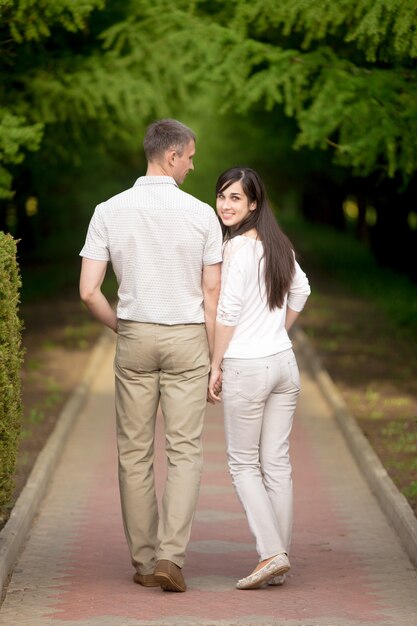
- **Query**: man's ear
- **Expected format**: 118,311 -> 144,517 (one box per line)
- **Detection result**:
167,149 -> 176,165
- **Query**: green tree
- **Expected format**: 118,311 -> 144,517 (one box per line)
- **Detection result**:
167,0 -> 417,180
0,0 -> 194,202
0,0 -> 106,199
4,0 -> 417,196
3,1 -> 417,280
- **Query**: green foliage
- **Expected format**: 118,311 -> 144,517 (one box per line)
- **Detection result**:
141,0 -> 417,179
1,0 -> 105,42
232,0 -> 417,63
2,0 -> 416,283
0,232 -> 24,509
0,0 -> 181,200
0,110 -> 43,199
0,0 -> 106,198
3,0 -> 417,198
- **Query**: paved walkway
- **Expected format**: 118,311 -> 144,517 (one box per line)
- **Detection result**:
1,342 -> 417,626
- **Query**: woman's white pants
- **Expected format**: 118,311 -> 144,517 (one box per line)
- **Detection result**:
222,348 -> 300,561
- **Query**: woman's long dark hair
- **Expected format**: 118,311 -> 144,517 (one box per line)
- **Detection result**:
216,167 -> 295,310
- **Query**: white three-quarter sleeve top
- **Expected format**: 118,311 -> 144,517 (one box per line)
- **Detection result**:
216,236 -> 311,359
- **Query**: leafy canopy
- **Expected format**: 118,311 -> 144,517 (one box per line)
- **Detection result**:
115,0 -> 417,179
0,0 -> 191,199
2,0 -> 417,200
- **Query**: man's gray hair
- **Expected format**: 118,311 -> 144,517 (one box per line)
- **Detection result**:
143,119 -> 196,162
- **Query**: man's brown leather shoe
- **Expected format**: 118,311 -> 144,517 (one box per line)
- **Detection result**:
154,559 -> 186,592
133,572 -> 160,587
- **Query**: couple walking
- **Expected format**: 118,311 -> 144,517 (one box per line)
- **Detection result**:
79,119 -> 310,593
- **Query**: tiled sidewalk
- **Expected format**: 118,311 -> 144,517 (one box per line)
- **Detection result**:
1,344 -> 416,626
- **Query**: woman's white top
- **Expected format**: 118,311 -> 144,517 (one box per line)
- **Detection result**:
216,236 -> 311,359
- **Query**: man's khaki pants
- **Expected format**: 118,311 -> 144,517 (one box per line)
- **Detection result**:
114,320 -> 209,575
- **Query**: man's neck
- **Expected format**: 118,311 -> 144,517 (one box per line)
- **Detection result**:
146,162 -> 171,177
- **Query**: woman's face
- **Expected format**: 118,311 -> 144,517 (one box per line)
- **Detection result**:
216,180 -> 255,229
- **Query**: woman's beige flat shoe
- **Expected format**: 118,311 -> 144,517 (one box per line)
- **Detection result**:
236,553 -> 290,590
268,573 -> 286,586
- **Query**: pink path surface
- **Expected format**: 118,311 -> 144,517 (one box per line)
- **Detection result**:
44,403 -> 387,625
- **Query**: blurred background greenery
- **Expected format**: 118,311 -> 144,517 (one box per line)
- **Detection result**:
1,0 -> 417,319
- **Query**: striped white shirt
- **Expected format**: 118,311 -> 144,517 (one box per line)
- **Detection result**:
80,176 -> 223,325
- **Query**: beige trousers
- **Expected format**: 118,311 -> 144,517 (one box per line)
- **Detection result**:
114,321 -> 210,574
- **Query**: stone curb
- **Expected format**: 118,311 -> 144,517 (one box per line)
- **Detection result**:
0,329 -> 114,599
294,326 -> 417,569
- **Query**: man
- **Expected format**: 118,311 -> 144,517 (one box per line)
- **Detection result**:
79,119 -> 222,593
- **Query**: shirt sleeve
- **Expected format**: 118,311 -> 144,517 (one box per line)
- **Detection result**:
203,208 -> 223,265
216,240 -> 247,326
79,205 -> 110,261
287,260 -> 311,312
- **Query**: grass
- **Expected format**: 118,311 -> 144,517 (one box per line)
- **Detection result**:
382,421 -> 417,454
21,376 -> 63,436
63,321 -> 99,350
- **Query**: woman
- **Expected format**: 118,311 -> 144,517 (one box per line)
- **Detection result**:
209,167 -> 310,590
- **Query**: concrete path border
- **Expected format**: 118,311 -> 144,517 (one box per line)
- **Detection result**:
0,329 -> 114,599
294,326 -> 417,569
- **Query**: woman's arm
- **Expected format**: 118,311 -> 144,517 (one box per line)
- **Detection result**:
286,260 -> 311,322
285,306 -> 301,332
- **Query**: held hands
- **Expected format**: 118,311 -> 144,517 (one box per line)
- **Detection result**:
208,368 -> 222,404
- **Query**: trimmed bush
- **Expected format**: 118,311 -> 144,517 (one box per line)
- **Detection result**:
0,232 -> 23,512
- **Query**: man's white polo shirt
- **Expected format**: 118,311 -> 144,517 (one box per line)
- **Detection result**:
80,176 -> 223,325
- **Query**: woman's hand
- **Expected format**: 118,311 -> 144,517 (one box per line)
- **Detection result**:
208,368 -> 223,403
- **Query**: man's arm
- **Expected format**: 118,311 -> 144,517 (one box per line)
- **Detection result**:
79,258 -> 117,332
202,262 -> 221,357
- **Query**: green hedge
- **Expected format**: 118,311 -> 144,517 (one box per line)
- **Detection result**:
0,232 -> 23,511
